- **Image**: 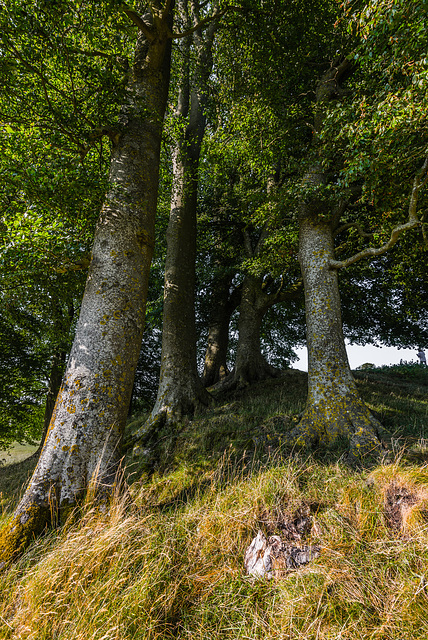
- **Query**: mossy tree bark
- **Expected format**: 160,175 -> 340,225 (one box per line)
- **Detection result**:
291,211 -> 382,458
287,60 -> 428,461
0,3 -> 174,566
136,2 -> 221,437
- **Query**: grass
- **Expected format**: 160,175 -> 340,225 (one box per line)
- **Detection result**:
0,365 -> 427,639
0,443 -> 38,467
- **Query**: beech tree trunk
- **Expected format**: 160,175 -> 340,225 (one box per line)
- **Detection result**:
145,143 -> 209,426
290,213 -> 382,458
286,61 -> 382,461
38,349 -> 67,454
0,5 -> 174,566
202,270 -> 238,387
136,4 -> 218,436
232,275 -> 279,386
220,274 -> 280,390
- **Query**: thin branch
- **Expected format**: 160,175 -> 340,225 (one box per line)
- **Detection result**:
333,222 -> 374,239
330,158 -> 428,270
272,279 -> 303,305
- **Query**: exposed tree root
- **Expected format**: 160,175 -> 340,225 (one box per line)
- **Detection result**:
284,391 -> 385,464
214,357 -> 281,392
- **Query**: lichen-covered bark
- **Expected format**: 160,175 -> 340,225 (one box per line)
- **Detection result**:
0,5 -> 174,567
283,61 -> 382,462
287,216 -> 382,459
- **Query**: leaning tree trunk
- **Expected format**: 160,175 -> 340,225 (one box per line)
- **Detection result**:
0,6 -> 174,566
288,214 -> 382,459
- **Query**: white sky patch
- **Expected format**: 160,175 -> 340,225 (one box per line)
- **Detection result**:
291,342 -> 421,372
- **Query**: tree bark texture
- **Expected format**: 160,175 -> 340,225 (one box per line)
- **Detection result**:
230,274 -> 280,388
0,5 -> 174,566
288,214 -> 381,458
135,5 -> 218,437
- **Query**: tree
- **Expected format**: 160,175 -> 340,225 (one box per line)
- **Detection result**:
286,0 -> 428,459
0,0 -> 175,565
135,0 -> 223,438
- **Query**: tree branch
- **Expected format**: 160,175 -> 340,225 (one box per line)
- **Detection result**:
333,222 -> 374,239
330,158 -> 428,270
172,9 -> 226,39
121,3 -> 155,41
243,229 -> 254,257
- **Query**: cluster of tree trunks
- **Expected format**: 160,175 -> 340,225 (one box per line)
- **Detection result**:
2,4 -> 427,566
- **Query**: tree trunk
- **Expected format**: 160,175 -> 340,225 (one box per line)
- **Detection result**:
222,274 -> 280,390
38,349 -> 67,454
282,61 -> 383,462
0,6 -> 174,566
202,270 -> 237,387
289,214 -> 381,459
136,6 -> 218,436
145,144 -> 209,426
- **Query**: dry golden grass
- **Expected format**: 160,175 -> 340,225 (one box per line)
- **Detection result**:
0,367 -> 427,639
0,452 -> 427,640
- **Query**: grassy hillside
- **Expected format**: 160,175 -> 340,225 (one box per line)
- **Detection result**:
0,365 -> 427,639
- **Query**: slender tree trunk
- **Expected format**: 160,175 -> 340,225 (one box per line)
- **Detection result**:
146,144 -> 209,426
0,5 -> 174,566
136,4 -> 219,436
38,349 -> 67,454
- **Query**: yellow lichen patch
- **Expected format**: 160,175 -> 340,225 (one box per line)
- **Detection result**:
0,504 -> 50,568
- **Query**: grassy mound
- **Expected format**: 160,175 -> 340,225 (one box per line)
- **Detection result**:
0,366 -> 427,639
